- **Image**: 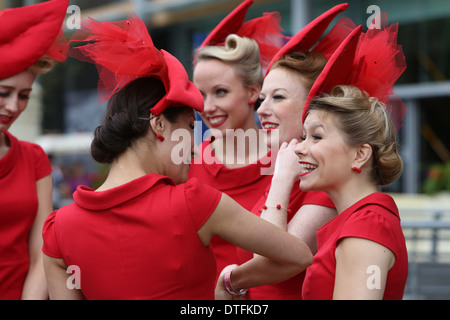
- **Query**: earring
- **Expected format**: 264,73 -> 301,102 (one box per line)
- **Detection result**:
352,167 -> 361,173
156,134 -> 165,142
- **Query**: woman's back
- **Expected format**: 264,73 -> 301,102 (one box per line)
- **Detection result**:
43,174 -> 221,299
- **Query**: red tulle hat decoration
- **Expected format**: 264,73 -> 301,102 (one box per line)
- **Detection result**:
197,0 -> 289,72
265,3 -> 350,75
0,0 -> 69,79
70,14 -> 203,115
303,12 -> 407,130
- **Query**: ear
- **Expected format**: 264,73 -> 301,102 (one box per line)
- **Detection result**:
149,115 -> 166,136
352,143 -> 373,170
247,84 -> 261,105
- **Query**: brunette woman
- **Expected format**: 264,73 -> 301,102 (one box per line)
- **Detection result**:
42,14 -> 313,300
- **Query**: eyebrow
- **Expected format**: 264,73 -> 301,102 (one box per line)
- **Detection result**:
304,122 -> 326,131
260,87 -> 288,95
212,83 -> 232,89
0,85 -> 32,91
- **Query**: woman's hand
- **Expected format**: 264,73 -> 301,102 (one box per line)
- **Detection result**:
215,265 -> 243,300
273,139 -> 301,186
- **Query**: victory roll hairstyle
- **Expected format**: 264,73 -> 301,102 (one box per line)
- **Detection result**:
306,85 -> 403,186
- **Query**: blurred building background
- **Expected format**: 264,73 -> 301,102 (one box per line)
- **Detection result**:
2,0 -> 450,299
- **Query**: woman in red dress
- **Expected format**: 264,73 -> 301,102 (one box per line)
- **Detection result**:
296,15 -> 408,299
233,4 -> 354,300
298,85 -> 408,299
42,14 -> 313,300
189,0 -> 288,280
0,0 -> 68,299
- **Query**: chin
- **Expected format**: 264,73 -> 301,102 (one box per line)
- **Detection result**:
298,179 -> 319,192
264,135 -> 280,151
298,181 -> 310,192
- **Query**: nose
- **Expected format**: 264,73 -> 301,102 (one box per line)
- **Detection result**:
256,98 -> 271,117
202,95 -> 217,114
3,95 -> 20,114
294,139 -> 308,159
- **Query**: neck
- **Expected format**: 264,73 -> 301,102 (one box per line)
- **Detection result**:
97,140 -> 160,191
326,178 -> 378,214
0,131 -> 9,159
0,131 -> 5,146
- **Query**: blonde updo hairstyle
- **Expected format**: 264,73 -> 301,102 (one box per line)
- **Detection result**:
27,55 -> 54,75
306,85 -> 403,186
195,34 -> 262,90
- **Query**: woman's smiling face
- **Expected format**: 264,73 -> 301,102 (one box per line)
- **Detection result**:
257,67 -> 309,150
295,110 -> 355,192
193,59 -> 258,136
0,71 -> 35,133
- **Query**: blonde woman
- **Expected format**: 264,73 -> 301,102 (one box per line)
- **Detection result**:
297,85 -> 408,299
0,0 -> 68,299
189,0 -> 287,279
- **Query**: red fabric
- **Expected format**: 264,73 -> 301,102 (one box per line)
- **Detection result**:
199,0 -> 253,48
188,139 -> 274,281
42,175 -> 221,300
302,14 -> 407,128
70,14 -> 203,114
237,182 -> 335,300
351,22 -> 406,105
0,131 -> 52,299
302,193 -> 408,300
197,0 -> 289,71
303,25 -> 362,122
235,12 -> 290,71
0,0 -> 69,79
265,3 -> 349,74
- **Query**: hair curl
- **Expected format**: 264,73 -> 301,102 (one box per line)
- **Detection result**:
307,85 -> 403,185
195,34 -> 262,88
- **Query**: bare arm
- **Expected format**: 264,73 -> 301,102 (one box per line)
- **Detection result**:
333,237 -> 395,300
259,139 -> 300,230
260,139 -> 337,253
288,204 -> 336,254
43,254 -> 85,300
198,193 -> 313,299
21,174 -> 53,300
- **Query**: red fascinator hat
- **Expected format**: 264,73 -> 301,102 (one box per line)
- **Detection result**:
303,13 -> 407,129
265,3 -> 350,76
197,0 -> 289,71
69,14 -> 203,115
0,0 -> 69,79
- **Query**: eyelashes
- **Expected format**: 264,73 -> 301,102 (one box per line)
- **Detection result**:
0,91 -> 30,100
300,134 -> 323,141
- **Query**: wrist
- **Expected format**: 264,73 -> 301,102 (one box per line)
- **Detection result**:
272,173 -> 297,189
224,267 -> 248,296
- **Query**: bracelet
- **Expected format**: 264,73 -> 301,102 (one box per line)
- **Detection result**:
261,204 -> 292,214
224,268 -> 248,296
